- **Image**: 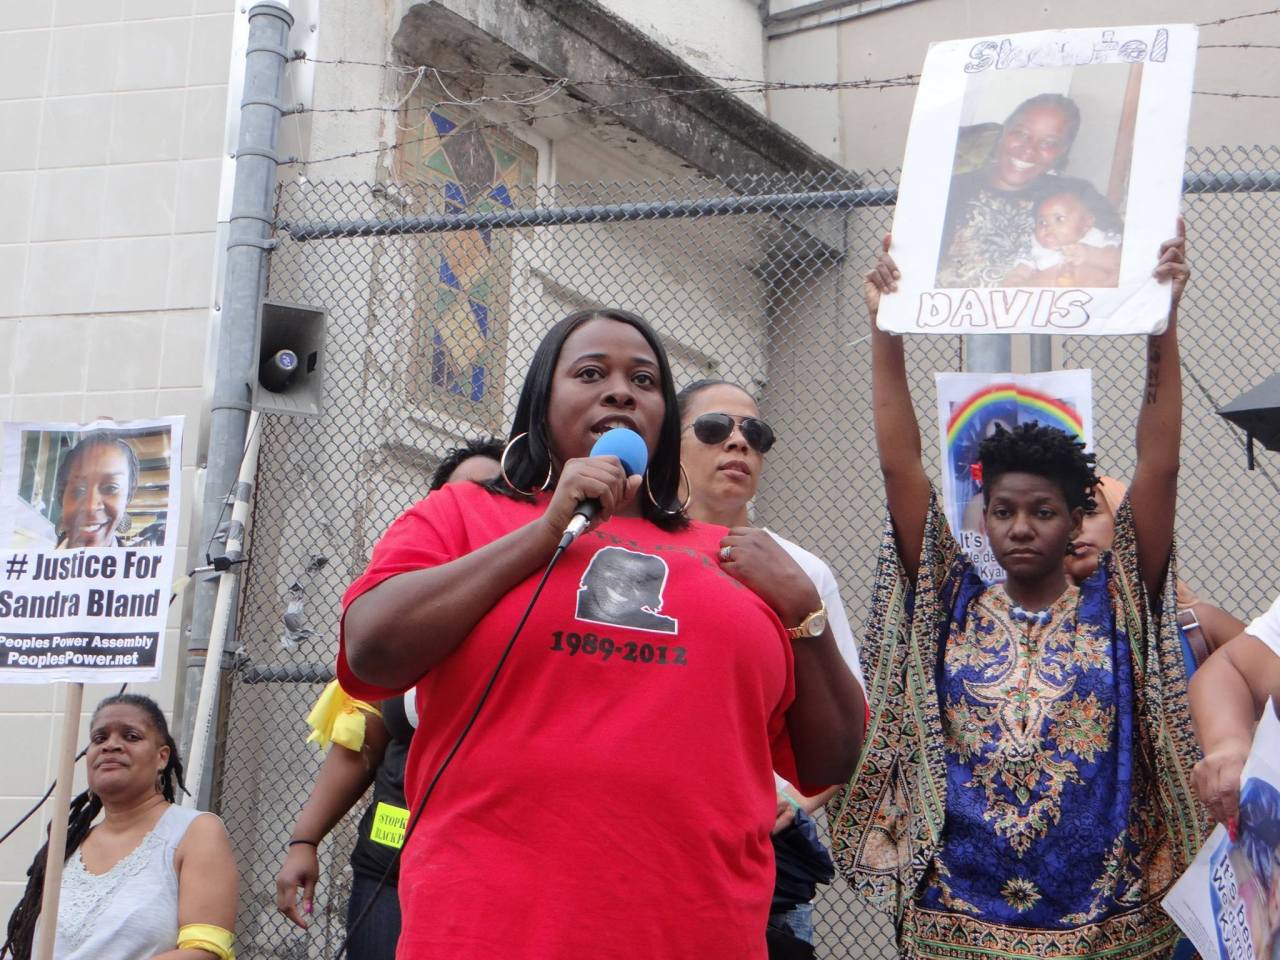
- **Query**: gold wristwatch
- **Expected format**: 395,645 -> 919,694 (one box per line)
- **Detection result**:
785,602 -> 828,640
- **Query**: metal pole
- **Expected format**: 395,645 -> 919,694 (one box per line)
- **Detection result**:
181,0 -> 292,808
964,334 -> 1011,373
185,412 -> 262,808
277,169 -> 1280,242
281,187 -> 899,240
1029,335 -> 1053,373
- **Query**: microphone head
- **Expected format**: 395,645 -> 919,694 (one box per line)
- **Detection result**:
589,427 -> 649,477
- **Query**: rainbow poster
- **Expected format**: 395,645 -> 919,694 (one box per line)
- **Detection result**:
935,370 -> 1093,582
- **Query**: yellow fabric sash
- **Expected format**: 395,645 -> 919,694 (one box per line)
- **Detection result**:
305,679 -> 381,751
177,923 -> 235,960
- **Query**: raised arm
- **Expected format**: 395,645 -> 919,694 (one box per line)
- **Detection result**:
1127,222 -> 1188,600
867,236 -> 931,582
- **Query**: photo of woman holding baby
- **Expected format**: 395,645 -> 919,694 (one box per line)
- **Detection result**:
935,82 -> 1131,290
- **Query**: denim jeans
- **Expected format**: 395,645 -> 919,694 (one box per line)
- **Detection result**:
346,872 -> 402,960
768,902 -> 815,943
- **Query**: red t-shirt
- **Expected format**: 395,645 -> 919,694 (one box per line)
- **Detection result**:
339,482 -> 802,959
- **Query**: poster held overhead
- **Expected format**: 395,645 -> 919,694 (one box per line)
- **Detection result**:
878,24 -> 1197,337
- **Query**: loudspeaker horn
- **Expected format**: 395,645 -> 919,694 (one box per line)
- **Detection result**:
251,300 -> 327,418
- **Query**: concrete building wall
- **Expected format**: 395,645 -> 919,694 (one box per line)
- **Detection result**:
765,0 -> 1280,171
0,0 -> 239,918
601,0 -> 767,95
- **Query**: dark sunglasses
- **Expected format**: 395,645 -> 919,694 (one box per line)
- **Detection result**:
689,412 -> 776,454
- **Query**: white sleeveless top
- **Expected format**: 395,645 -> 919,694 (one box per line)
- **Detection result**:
53,804 -> 206,960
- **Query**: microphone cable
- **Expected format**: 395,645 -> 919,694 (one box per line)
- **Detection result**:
333,539 -> 570,958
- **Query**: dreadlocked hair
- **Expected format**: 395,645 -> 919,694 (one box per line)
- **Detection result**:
1,694 -> 186,960
977,422 -> 1099,514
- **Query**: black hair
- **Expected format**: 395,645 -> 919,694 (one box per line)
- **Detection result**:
675,379 -> 755,420
1004,93 -> 1082,170
429,437 -> 504,492
1,694 -> 184,960
978,422 -> 1099,514
485,308 -> 688,531
1034,179 -> 1125,235
54,431 -> 141,535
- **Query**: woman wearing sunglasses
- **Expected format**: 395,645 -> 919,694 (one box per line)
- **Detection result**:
677,379 -> 868,954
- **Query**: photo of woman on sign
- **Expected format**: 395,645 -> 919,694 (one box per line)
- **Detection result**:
935,62 -> 1137,290
6,423 -> 174,550
54,431 -> 142,549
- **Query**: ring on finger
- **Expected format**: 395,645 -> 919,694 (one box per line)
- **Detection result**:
719,545 -> 733,562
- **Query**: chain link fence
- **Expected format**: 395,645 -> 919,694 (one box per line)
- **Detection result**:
213,146 -> 1280,958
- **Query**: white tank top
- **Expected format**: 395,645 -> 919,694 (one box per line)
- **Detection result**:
53,804 -> 206,960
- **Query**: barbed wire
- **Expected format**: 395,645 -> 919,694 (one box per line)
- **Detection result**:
1197,6 -> 1280,27
282,81 -> 845,167
295,54 -> 920,94
292,6 -> 1280,93
1194,89 -> 1280,98
299,74 -> 919,122
285,17 -> 1280,167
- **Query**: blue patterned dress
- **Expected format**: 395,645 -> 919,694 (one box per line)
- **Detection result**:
828,494 -> 1207,960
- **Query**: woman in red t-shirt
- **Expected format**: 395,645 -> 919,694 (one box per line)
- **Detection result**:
339,308 -> 864,959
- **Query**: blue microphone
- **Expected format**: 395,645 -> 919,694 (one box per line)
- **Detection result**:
561,427 -> 649,547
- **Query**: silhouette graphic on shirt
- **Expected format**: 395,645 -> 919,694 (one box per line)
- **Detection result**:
575,546 -> 678,635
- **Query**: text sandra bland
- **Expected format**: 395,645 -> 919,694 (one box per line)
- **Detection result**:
0,588 -> 162,619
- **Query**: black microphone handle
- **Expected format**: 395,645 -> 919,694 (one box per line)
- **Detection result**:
559,498 -> 602,549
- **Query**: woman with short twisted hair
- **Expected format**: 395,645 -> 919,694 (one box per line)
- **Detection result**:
1,694 -> 238,960
827,228 -> 1203,960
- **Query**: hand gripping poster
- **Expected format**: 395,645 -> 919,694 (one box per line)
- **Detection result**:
0,418 -> 184,684
878,25 -> 1197,336
936,371 -> 1092,582
1164,702 -> 1280,960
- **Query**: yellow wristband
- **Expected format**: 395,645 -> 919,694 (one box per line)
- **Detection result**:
177,923 -> 235,960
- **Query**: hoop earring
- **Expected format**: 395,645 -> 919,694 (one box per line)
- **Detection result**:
644,463 -> 692,516
499,432 -> 553,497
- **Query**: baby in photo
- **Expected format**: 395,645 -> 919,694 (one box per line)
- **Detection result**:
1004,182 -> 1123,288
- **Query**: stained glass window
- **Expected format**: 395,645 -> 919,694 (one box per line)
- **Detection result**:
395,102 -> 540,429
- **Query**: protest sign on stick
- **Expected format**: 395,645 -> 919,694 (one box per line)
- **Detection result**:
878,24 -> 1197,336
936,371 -> 1092,582
0,418 -> 184,960
0,417 -> 184,684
